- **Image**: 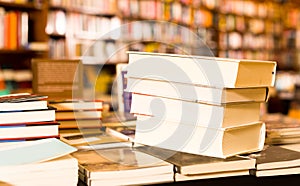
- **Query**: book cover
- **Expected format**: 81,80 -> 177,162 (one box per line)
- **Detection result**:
60,128 -> 127,150
126,51 -> 277,88
31,59 -> 83,100
0,138 -> 77,166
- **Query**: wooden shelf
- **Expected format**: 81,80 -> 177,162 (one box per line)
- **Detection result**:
0,1 -> 42,11
0,49 -> 46,55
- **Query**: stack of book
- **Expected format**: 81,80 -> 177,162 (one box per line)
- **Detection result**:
262,113 -> 300,145
249,145 -> 300,177
125,51 -> 277,158
0,93 -> 58,141
0,138 -> 78,186
48,99 -> 103,131
72,146 -> 174,186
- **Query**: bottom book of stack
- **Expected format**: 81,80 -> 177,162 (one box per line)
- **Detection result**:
135,145 -> 256,182
0,138 -> 78,186
72,146 -> 174,186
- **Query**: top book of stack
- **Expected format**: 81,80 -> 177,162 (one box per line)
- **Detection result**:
126,52 -> 277,88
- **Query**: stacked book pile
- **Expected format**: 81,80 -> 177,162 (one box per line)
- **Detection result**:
249,144 -> 300,177
0,93 -> 58,141
48,99 -> 103,131
72,146 -> 174,186
262,113 -> 300,145
126,51 -> 276,159
0,138 -> 78,186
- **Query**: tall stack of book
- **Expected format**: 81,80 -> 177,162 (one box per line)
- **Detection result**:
0,93 -> 58,141
48,100 -> 103,132
125,51 -> 277,159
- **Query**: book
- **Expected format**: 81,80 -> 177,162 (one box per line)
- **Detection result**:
126,77 -> 269,105
135,145 -> 256,175
249,145 -> 300,177
0,93 -> 48,103
49,100 -> 103,111
80,173 -> 173,186
0,99 -> 48,112
175,170 -> 250,182
60,128 -> 128,150
263,113 -> 300,145
134,115 -> 265,158
0,108 -> 56,124
58,119 -> 102,129
130,93 -> 261,128
55,110 -> 102,121
0,155 -> 78,186
126,51 -> 277,88
0,138 -> 77,166
0,121 -> 59,140
73,146 -> 174,185
31,59 -> 83,100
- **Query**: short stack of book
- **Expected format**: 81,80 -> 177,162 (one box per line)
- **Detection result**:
48,99 -> 103,131
249,145 -> 300,177
262,113 -> 300,145
0,138 -> 78,186
0,93 -> 58,141
72,146 -> 174,186
125,51 -> 277,159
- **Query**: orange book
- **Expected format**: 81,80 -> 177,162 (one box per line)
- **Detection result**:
9,11 -> 18,50
3,11 -> 10,49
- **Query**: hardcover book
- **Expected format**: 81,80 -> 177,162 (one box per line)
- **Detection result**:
0,121 -> 59,140
0,107 -> 56,124
134,115 -> 265,158
130,93 -> 261,128
127,51 -> 277,88
0,93 -> 48,111
126,77 -> 269,105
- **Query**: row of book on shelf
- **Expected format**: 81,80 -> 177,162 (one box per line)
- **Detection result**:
0,8 -> 28,50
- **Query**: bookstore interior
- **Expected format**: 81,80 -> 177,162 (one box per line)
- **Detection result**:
1,0 -> 300,185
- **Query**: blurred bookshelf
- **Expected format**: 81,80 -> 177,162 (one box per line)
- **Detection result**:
0,0 -> 48,94
2,0 -> 300,114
